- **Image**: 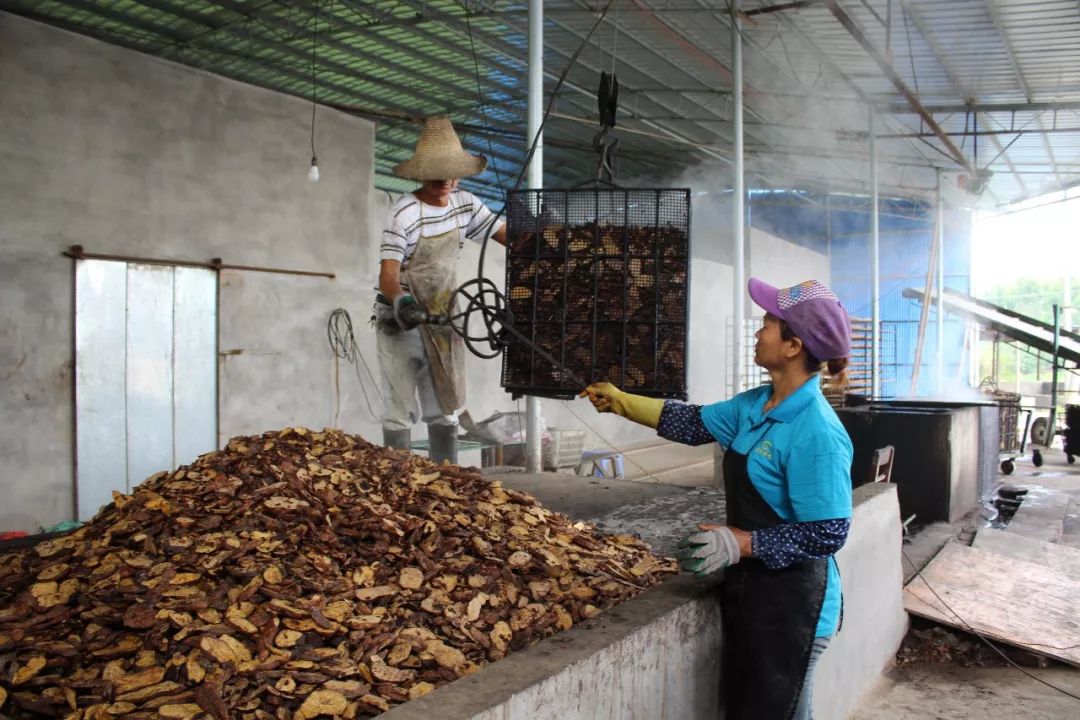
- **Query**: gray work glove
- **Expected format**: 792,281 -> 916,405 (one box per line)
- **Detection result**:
676,527 -> 742,576
393,294 -> 429,331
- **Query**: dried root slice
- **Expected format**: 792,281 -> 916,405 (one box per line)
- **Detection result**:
0,427 -> 674,719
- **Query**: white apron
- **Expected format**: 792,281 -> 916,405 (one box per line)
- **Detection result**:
403,207 -> 468,415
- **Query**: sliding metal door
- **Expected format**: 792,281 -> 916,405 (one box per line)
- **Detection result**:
75,261 -> 217,521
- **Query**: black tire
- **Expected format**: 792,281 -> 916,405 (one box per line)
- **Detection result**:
1001,459 -> 1015,475
1070,455 -> 1076,465
1031,417 -> 1050,446
1033,449 -> 1044,468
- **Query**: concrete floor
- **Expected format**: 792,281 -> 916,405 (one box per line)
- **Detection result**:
851,663 -> 1080,720
857,446 -> 1080,719
618,439 -> 716,487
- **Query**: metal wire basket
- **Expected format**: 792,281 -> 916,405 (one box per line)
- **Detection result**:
501,187 -> 691,400
983,388 -> 1022,453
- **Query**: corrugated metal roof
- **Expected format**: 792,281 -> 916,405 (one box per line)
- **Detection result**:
1,0 -> 1079,206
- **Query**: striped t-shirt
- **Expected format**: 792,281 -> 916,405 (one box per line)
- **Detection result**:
380,190 -> 499,268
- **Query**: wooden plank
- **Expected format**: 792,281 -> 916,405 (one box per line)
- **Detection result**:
904,542 -> 1080,667
1005,490 -> 1071,543
972,528 -> 1080,576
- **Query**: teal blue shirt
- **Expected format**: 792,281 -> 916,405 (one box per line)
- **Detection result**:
700,376 -> 854,637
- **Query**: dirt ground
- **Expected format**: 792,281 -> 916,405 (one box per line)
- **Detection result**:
850,663 -> 1080,719
853,447 -> 1080,719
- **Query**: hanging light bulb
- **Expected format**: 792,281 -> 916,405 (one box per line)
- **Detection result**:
307,2 -> 321,184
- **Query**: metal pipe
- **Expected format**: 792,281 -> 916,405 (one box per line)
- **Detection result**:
936,171 -> 945,393
882,100 -> 1080,115
732,4 -> 746,395
62,245 -> 336,279
525,0 -> 544,474
870,110 -> 881,398
1015,343 -> 1021,395
743,1 -> 822,17
879,127 -> 1080,140
1065,274 -> 1073,334
907,212 -> 937,395
1050,303 -> 1060,446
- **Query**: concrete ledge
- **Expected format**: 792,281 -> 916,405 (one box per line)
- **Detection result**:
379,577 -> 721,720
814,483 -> 909,720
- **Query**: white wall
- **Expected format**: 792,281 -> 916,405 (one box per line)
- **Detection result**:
748,226 -> 833,314
0,14 -> 378,531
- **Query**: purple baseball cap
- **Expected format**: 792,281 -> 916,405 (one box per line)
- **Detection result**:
748,278 -> 851,361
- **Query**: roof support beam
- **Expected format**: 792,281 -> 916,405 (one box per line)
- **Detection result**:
240,1 -> 526,104
743,1 -> 824,18
882,100 -> 1080,114
896,0 -> 1028,198
762,6 -> 944,174
433,1 -> 737,167
824,0 -> 973,174
981,0 -> 1057,191
879,126 -> 1080,139
390,0 -> 722,168
51,0 -> 485,121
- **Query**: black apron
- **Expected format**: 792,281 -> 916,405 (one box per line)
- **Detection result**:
720,446 -> 828,720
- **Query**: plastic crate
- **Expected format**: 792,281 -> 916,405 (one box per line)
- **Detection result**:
542,427 -> 586,470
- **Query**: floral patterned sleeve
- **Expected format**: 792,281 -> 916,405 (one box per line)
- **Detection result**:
751,519 -> 851,569
656,401 -> 715,446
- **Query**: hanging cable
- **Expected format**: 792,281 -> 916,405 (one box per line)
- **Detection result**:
327,308 -> 383,423
463,8 -> 505,188
610,0 -> 620,77
308,1 -> 320,182
440,0 -> 663,482
445,0 -> 621,374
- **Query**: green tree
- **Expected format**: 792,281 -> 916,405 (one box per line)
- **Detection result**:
979,277 -> 1074,386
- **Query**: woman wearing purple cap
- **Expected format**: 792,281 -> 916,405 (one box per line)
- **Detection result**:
581,278 -> 854,720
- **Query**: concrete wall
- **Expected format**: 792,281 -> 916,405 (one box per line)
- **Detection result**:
838,404 -> 992,523
748,225 -> 833,300
378,483 -> 905,720
814,483 -> 909,720
0,14 -> 377,531
949,407 -> 980,522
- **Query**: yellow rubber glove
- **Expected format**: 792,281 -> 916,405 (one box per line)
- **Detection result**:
578,382 -> 665,429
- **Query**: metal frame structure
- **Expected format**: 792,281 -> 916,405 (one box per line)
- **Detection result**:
3,0 -> 1078,206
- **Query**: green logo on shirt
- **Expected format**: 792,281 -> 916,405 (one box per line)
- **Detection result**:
755,440 -> 773,460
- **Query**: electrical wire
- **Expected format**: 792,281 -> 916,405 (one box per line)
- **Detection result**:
432,0 -> 665,482
446,0 -> 620,369
463,8 -> 505,188
327,308 -> 384,423
559,400 -> 663,483
901,547 -> 1080,702
610,1 -> 620,78
900,5 -> 920,102
310,0 -> 319,160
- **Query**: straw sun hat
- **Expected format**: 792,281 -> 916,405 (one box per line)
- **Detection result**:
393,117 -> 488,181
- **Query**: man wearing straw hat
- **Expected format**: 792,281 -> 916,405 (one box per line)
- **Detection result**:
374,117 -> 507,464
